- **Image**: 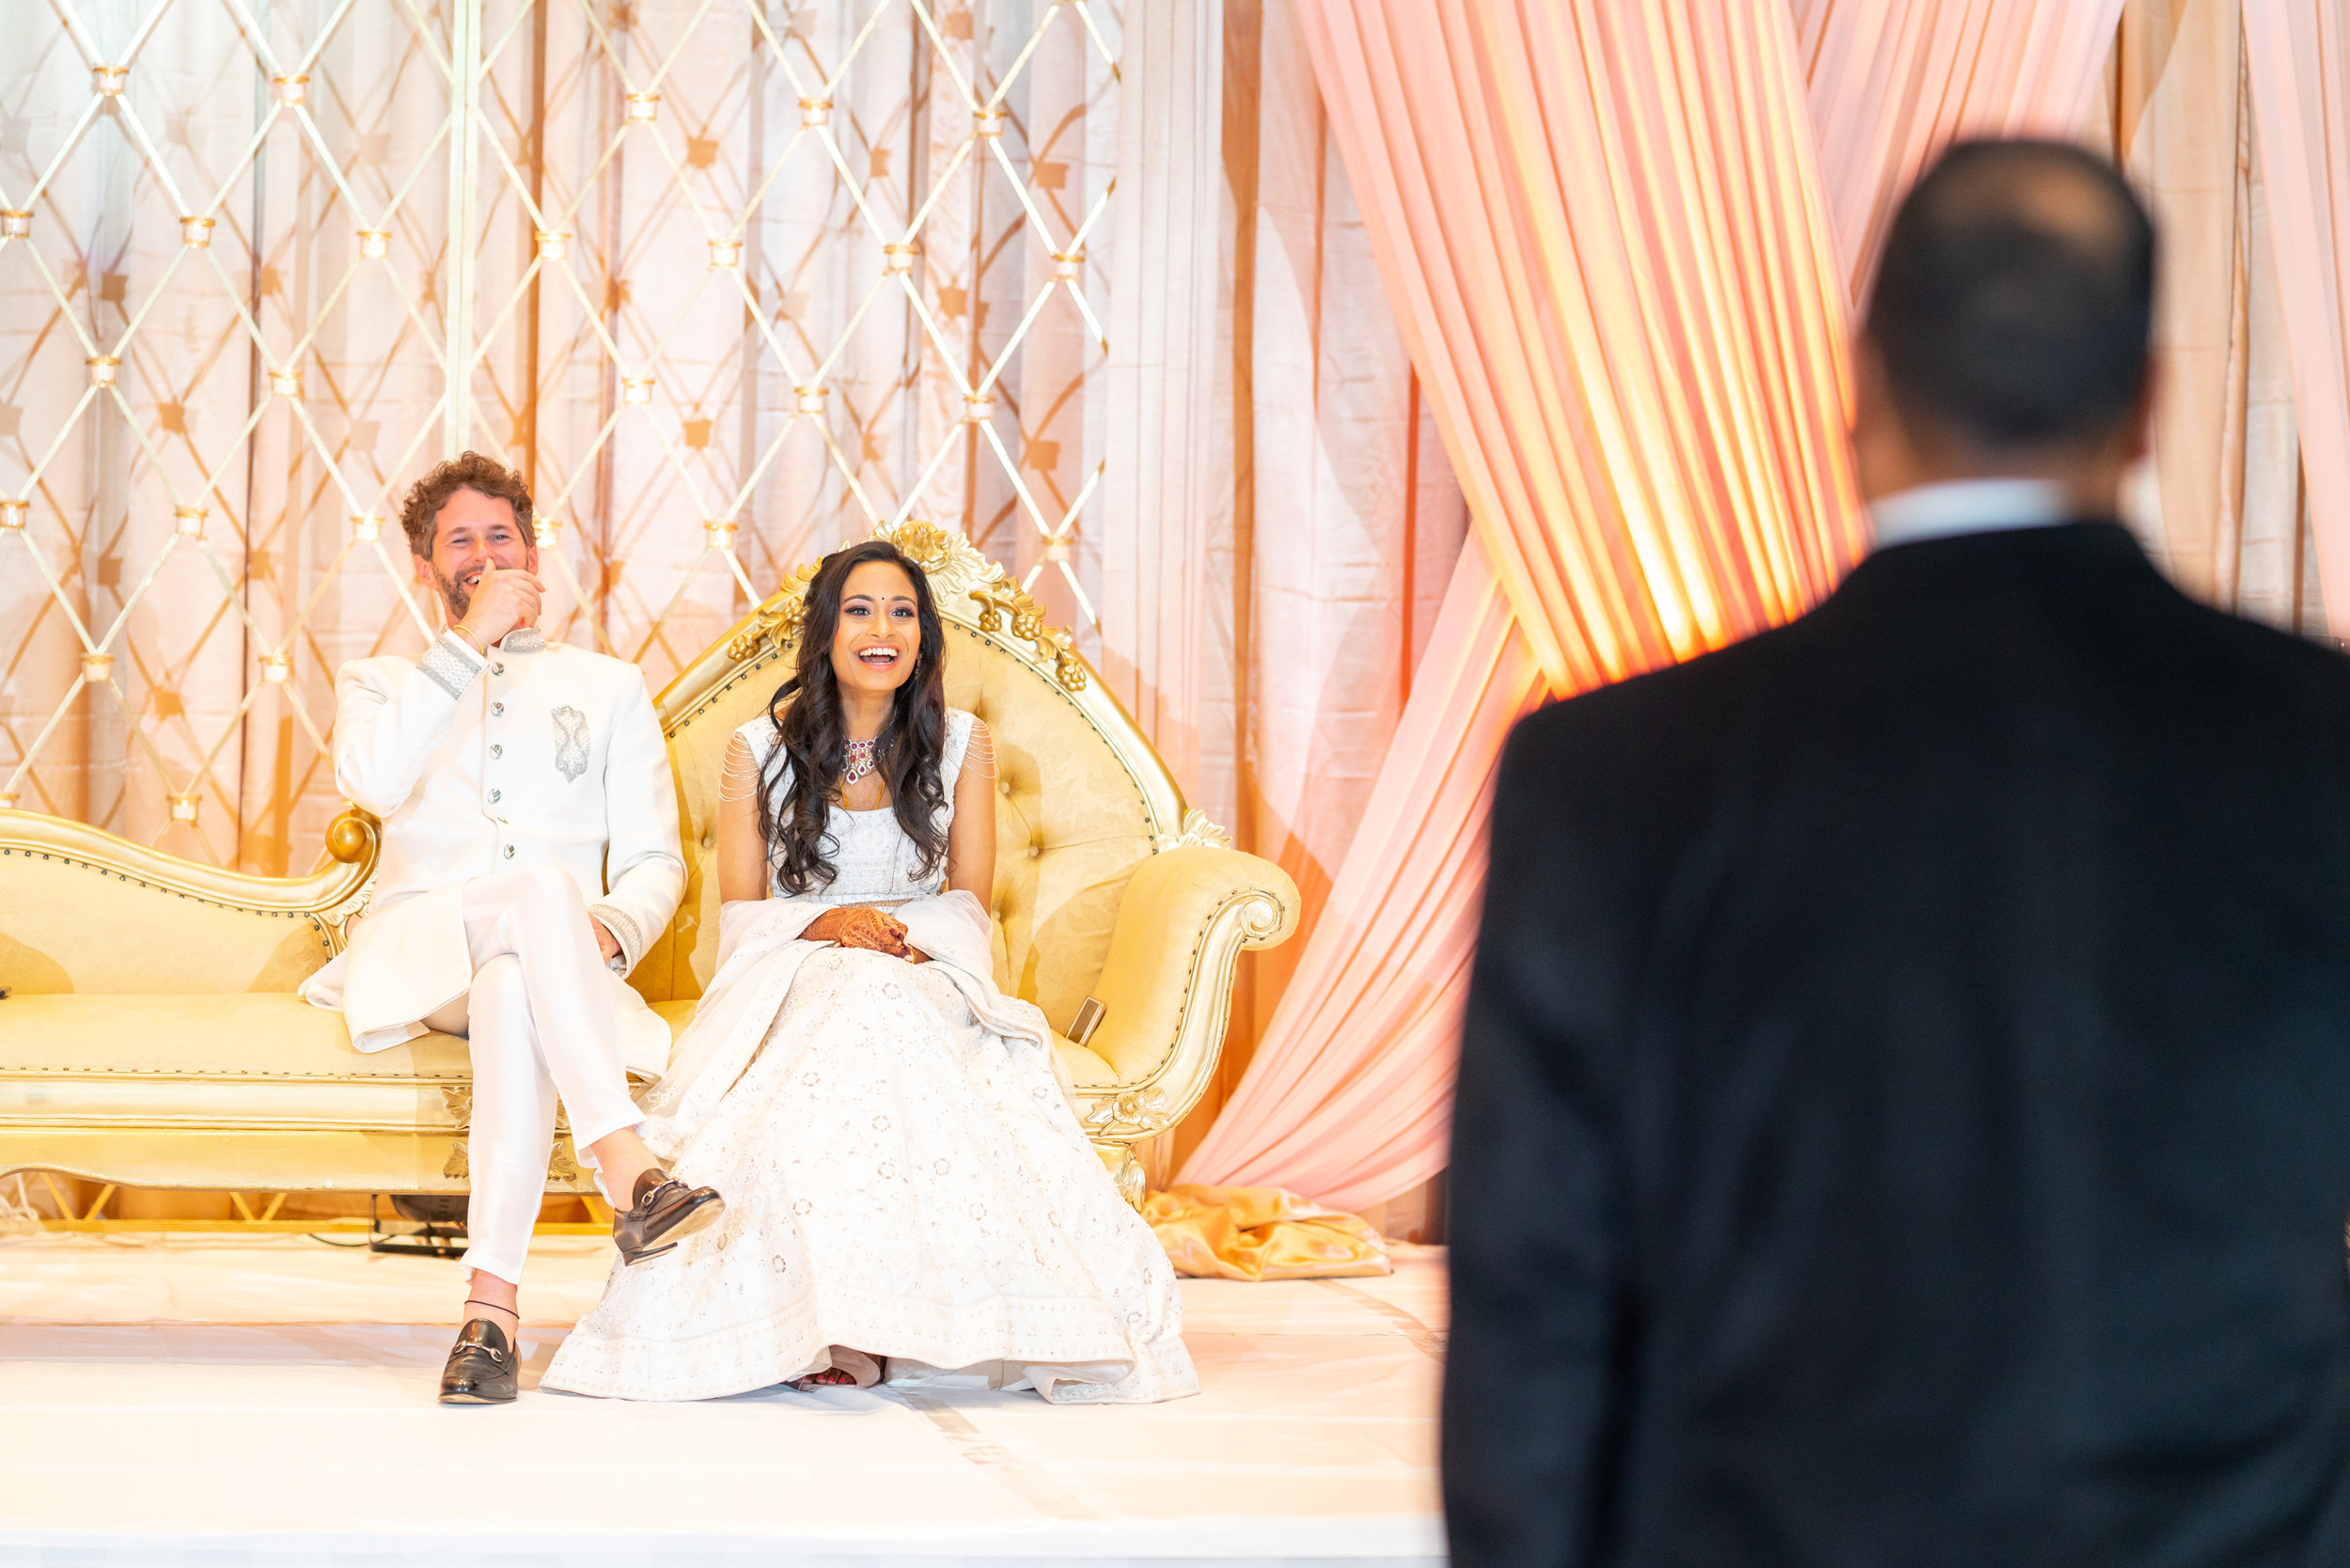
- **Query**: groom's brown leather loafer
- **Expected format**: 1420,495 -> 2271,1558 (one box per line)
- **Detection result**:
439,1317 -> 518,1404
615,1168 -> 725,1265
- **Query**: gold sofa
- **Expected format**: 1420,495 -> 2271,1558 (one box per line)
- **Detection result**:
0,525 -> 1299,1211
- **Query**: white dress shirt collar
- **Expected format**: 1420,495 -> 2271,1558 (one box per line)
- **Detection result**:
1869,478 -> 2073,553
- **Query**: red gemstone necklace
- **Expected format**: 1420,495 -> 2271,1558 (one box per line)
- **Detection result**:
842,736 -> 877,787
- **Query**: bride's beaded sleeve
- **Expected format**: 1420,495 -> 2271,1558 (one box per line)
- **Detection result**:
715,730 -> 773,903
719,729 -> 764,803
946,717 -> 995,898
962,718 -> 995,780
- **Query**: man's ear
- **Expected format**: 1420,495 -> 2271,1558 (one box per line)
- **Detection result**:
1847,332 -> 1912,503
413,550 -> 434,587
525,540 -> 540,575
2120,359 -> 2160,467
1848,333 -> 1900,441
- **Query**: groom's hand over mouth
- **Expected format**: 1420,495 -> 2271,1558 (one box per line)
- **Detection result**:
454,566 -> 542,651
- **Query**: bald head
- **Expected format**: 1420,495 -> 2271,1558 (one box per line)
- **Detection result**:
1864,139 -> 2155,453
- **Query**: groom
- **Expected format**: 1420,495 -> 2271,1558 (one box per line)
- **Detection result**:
303,450 -> 722,1404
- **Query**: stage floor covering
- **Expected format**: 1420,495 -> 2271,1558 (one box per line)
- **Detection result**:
0,1230 -> 1447,1568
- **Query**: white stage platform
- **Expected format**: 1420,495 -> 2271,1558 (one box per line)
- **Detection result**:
0,1231 -> 1448,1567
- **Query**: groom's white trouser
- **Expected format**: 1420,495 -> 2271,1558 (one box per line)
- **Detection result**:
418,865 -> 642,1286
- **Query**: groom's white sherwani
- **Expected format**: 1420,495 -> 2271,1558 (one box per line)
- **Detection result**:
303,626 -> 682,1073
302,623 -> 684,1283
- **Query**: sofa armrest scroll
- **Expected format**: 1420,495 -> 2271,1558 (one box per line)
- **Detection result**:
0,804 -> 384,995
325,806 -> 381,870
0,803 -> 381,917
1072,845 -> 1299,1145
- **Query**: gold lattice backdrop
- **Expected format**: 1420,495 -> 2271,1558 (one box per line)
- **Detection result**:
0,0 -> 1118,872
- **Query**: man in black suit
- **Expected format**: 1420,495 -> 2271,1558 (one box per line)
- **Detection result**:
1445,139 -> 2350,1567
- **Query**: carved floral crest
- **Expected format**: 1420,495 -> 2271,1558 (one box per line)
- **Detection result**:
1154,809 -> 1234,853
1079,1088 -> 1173,1141
726,521 -> 1089,693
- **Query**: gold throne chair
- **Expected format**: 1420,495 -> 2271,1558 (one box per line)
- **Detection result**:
0,525 -> 1299,1211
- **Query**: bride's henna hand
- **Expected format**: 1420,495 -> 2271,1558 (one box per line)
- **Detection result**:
868,912 -> 913,957
848,910 -> 925,963
807,905 -> 911,957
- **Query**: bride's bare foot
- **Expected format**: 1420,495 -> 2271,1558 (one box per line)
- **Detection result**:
792,1347 -> 885,1389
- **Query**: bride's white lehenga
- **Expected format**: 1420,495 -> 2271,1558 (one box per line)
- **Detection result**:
541,708 -> 1197,1404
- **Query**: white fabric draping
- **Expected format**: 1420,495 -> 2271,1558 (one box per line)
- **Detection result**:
2242,1 -> 2350,638
0,3 -> 1123,868
0,3 -> 443,859
2094,0 -> 2324,631
1182,2 -> 1868,1209
1114,0 -> 1475,1184
529,0 -> 1120,675
1199,0 -> 1470,1105
1101,2 -> 1225,795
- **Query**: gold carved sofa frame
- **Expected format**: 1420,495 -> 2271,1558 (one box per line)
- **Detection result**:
0,525 -> 1299,1213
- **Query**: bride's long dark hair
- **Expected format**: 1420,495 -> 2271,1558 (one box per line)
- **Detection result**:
759,539 -> 950,895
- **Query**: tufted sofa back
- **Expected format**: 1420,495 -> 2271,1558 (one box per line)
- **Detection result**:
627,527 -> 1186,1077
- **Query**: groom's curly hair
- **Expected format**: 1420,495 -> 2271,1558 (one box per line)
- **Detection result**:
399,451 -> 536,558
760,540 -> 949,895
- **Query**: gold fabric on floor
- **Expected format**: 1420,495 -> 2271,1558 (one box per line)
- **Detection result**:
1144,1184 -> 1392,1280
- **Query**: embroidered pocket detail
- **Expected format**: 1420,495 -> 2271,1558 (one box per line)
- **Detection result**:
553,705 -> 588,781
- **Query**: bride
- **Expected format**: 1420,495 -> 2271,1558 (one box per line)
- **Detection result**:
542,540 -> 1197,1404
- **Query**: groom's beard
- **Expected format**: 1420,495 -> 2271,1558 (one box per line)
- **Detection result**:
431,563 -> 476,623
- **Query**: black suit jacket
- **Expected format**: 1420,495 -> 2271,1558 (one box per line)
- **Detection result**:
1447,523 -> 2350,1567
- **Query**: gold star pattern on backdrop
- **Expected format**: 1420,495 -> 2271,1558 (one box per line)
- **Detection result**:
0,0 -> 1118,871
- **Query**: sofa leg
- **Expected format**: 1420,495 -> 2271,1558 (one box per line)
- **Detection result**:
1092,1142 -> 1145,1211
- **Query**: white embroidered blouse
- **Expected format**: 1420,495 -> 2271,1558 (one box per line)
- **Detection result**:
725,706 -> 990,906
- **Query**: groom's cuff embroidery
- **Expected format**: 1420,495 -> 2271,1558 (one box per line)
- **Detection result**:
589,902 -> 645,974
419,631 -> 486,700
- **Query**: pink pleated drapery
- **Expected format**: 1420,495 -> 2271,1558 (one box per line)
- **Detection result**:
1794,0 -> 2128,301
1181,3 -> 1866,1211
2242,4 -> 2350,639
1183,0 -> 2132,1212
